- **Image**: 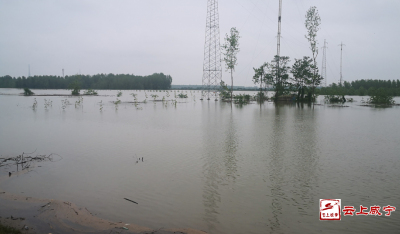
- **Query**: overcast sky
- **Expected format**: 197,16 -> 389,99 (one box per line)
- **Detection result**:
1,0 -> 399,86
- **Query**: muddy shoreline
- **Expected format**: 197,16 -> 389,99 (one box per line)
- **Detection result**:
0,172 -> 206,234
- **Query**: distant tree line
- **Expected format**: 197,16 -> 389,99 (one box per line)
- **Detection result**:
318,79 -> 400,96
0,73 -> 172,90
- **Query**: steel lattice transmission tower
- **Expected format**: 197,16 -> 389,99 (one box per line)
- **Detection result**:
338,42 -> 345,86
201,0 -> 222,101
321,39 -> 328,87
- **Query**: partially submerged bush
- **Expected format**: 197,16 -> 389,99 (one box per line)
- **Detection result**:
271,94 -> 297,102
234,94 -> 251,104
177,93 -> 188,98
150,94 -> 158,100
69,80 -> 80,95
254,91 -> 268,102
368,87 -> 395,104
23,88 -> 34,96
83,89 -> 98,95
324,95 -> 346,103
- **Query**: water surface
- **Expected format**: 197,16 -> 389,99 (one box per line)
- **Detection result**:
0,88 -> 399,234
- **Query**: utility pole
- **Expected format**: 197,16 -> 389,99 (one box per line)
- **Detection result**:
276,0 -> 282,83
62,68 -> 64,78
321,39 -> 328,87
338,42 -> 345,86
201,0 -> 222,101
277,0 -> 282,58
273,0 -> 283,98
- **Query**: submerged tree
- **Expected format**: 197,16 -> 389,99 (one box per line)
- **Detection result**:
23,88 -> 34,96
252,63 -> 268,102
219,80 -> 231,100
368,87 -> 395,104
291,56 -> 313,101
222,27 -> 240,103
305,6 -> 322,101
69,77 -> 81,95
265,56 -> 291,101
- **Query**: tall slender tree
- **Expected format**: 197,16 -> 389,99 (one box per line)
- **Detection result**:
253,62 -> 267,102
305,6 -> 322,101
222,27 -> 240,103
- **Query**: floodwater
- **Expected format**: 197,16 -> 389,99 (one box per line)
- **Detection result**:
0,88 -> 399,234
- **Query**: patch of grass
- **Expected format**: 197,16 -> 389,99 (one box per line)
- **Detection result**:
114,98 -> 121,110
150,94 -> 158,100
99,100 -> 103,112
0,223 -> 22,234
44,99 -> 52,109
177,93 -> 188,98
32,98 -> 38,110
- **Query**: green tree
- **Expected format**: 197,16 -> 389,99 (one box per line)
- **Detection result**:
69,78 -> 81,95
252,62 -> 268,101
367,87 -> 376,96
23,88 -> 34,96
265,55 -> 291,101
359,86 -> 366,96
290,56 -> 313,101
368,87 -> 395,104
222,27 -> 240,103
305,6 -> 322,101
219,80 -> 231,100
344,81 -> 351,89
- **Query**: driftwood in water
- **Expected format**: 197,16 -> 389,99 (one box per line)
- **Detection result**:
124,198 -> 138,204
0,151 -> 60,171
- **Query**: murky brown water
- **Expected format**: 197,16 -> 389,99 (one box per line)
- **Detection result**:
1,88 -> 399,234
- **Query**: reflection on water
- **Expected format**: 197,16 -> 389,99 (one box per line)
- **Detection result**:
292,107 -> 318,216
201,108 -> 240,234
268,107 -> 285,233
1,89 -> 400,234
223,113 -> 238,182
201,102 -> 222,232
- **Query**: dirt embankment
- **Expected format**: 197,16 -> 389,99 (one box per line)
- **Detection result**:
0,174 -> 207,234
